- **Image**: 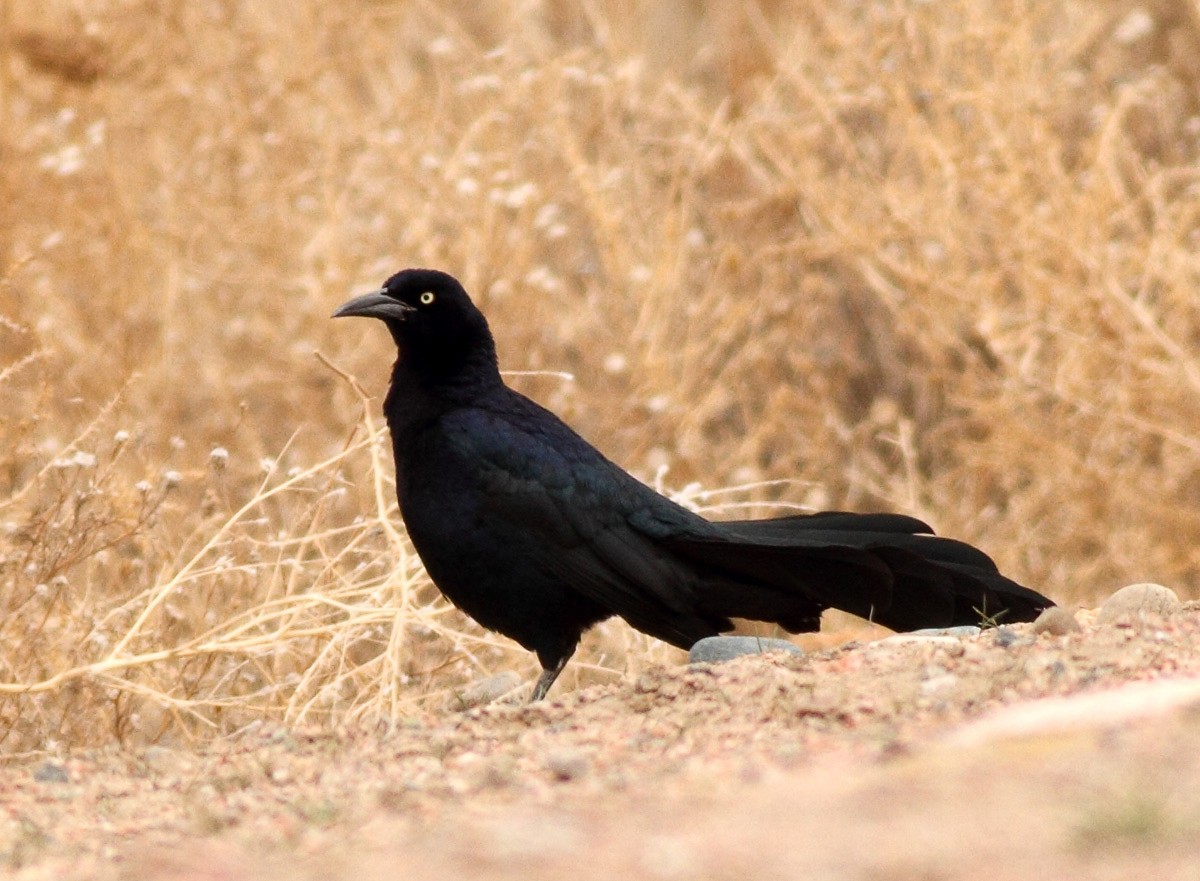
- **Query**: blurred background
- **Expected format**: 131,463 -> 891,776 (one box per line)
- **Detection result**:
1,0 -> 1198,748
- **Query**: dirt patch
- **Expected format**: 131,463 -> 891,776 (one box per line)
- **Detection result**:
3,609 -> 1200,879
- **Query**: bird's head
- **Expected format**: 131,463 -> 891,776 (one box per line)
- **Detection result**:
333,268 -> 498,385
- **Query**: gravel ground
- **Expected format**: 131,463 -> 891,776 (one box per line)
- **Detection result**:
4,603 -> 1200,880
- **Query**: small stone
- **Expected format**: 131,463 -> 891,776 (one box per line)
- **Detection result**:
1032,606 -> 1081,636
907,626 -> 982,638
452,671 -> 523,709
1097,583 -> 1181,626
687,636 -> 803,664
545,749 -> 588,781
993,627 -> 1022,648
33,761 -> 69,783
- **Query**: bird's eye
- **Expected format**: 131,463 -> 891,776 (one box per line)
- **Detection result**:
419,291 -> 436,305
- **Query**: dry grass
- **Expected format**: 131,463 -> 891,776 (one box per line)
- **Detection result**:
0,0 -> 1198,750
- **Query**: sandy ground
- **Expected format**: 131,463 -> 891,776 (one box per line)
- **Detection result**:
4,606 -> 1200,881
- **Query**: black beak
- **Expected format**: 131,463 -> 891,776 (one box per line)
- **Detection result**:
331,289 -> 415,321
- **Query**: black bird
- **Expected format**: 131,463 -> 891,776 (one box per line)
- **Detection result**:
333,268 -> 1052,700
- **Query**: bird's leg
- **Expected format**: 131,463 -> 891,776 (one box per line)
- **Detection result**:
529,655 -> 569,702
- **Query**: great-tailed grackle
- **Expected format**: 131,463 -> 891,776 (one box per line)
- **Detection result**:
333,268 -> 1052,700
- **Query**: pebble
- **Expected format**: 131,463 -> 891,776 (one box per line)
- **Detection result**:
688,636 -> 803,664
33,761 -> 69,783
993,627 -> 1022,648
1096,583 -> 1181,626
1032,606 -> 1081,637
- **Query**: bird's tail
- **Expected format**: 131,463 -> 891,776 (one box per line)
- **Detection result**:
661,512 -> 1051,632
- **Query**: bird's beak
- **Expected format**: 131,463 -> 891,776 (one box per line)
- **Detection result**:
331,289 -> 415,322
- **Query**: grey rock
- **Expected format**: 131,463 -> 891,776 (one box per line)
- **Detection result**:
1032,606 -> 1081,636
688,636 -> 803,664
1097,583 -> 1181,626
33,761 -> 69,783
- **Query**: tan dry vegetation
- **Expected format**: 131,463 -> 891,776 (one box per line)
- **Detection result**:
0,0 -> 1198,750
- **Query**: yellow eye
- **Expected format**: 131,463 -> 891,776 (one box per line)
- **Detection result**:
419,291 -> 435,305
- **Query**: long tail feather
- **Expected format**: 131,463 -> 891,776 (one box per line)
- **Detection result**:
664,513 -> 1051,632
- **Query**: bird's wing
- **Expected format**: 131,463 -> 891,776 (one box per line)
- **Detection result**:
446,404 -> 723,646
